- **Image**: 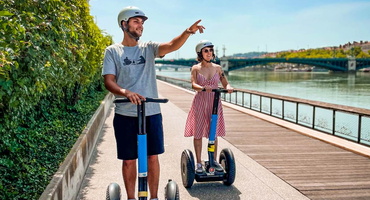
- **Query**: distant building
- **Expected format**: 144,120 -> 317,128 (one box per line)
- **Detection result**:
340,41 -> 370,52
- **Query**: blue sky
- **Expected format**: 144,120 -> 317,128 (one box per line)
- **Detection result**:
89,0 -> 370,59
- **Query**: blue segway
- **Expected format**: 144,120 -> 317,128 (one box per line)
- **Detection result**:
106,98 -> 179,200
181,89 -> 236,188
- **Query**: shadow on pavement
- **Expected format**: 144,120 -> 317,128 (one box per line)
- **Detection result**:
185,182 -> 241,200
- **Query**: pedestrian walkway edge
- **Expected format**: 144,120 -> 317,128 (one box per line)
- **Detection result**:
39,93 -> 114,200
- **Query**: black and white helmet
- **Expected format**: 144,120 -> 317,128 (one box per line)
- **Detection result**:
195,40 -> 214,54
117,6 -> 148,28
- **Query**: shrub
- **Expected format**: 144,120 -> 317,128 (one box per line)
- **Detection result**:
0,0 -> 112,198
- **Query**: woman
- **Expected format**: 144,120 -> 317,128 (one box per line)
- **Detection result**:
184,40 -> 233,173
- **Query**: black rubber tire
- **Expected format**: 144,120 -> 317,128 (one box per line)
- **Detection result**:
106,182 -> 121,200
180,149 -> 195,188
219,148 -> 236,186
165,179 -> 180,200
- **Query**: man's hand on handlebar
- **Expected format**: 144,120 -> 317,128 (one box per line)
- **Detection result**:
124,90 -> 146,105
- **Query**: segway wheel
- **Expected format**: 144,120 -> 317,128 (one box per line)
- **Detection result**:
219,148 -> 236,186
106,182 -> 121,200
180,149 -> 195,188
165,179 -> 180,200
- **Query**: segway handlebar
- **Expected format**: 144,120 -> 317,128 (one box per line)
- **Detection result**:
201,88 -> 235,93
114,97 -> 169,103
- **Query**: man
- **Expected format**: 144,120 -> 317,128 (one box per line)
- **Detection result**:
102,6 -> 204,200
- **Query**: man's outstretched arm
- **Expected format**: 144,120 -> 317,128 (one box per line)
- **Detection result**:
158,19 -> 205,57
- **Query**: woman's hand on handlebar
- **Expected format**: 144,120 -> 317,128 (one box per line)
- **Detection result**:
125,90 -> 145,105
203,86 -> 212,92
226,87 -> 234,93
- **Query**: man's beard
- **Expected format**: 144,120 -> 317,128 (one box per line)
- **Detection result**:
127,25 -> 142,38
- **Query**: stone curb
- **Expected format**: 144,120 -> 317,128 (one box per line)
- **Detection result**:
39,93 -> 114,200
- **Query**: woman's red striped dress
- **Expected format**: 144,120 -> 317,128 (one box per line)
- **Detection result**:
184,72 -> 226,139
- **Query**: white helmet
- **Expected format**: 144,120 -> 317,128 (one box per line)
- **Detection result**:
196,40 -> 214,54
117,6 -> 148,28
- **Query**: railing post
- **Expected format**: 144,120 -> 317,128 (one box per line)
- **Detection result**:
242,92 -> 244,107
282,100 -> 285,120
260,96 -> 262,112
358,115 -> 362,143
270,98 -> 272,116
250,94 -> 252,109
296,103 -> 299,124
333,110 -> 336,135
312,106 -> 316,129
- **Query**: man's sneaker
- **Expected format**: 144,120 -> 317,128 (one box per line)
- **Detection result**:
196,163 -> 204,173
213,160 -> 224,172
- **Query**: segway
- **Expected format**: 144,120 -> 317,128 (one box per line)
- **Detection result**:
106,97 -> 179,200
181,89 -> 236,188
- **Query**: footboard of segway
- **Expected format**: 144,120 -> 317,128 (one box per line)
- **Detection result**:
194,160 -> 225,182
194,171 -> 224,182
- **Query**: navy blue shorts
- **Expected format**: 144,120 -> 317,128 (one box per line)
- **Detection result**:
113,113 -> 165,160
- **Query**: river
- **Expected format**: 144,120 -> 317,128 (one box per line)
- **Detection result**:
156,69 -> 370,110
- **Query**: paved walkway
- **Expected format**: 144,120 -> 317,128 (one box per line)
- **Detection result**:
77,81 -> 309,200
157,81 -> 370,200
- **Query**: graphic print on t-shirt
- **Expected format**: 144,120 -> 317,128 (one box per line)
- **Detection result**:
123,56 -> 146,66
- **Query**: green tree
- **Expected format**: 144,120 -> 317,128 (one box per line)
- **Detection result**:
275,46 -> 368,59
357,51 -> 370,58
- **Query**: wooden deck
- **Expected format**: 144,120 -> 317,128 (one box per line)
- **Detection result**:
157,80 -> 370,200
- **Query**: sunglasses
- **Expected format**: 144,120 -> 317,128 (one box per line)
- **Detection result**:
203,48 -> 214,53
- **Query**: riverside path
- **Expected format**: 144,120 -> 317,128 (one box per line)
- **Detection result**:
77,80 -> 370,200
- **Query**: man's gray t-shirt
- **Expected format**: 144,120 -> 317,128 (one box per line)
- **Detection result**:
102,41 -> 161,117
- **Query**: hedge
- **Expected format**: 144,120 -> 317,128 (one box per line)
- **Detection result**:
0,0 -> 112,199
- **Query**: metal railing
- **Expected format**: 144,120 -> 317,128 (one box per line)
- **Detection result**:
157,75 -> 370,147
